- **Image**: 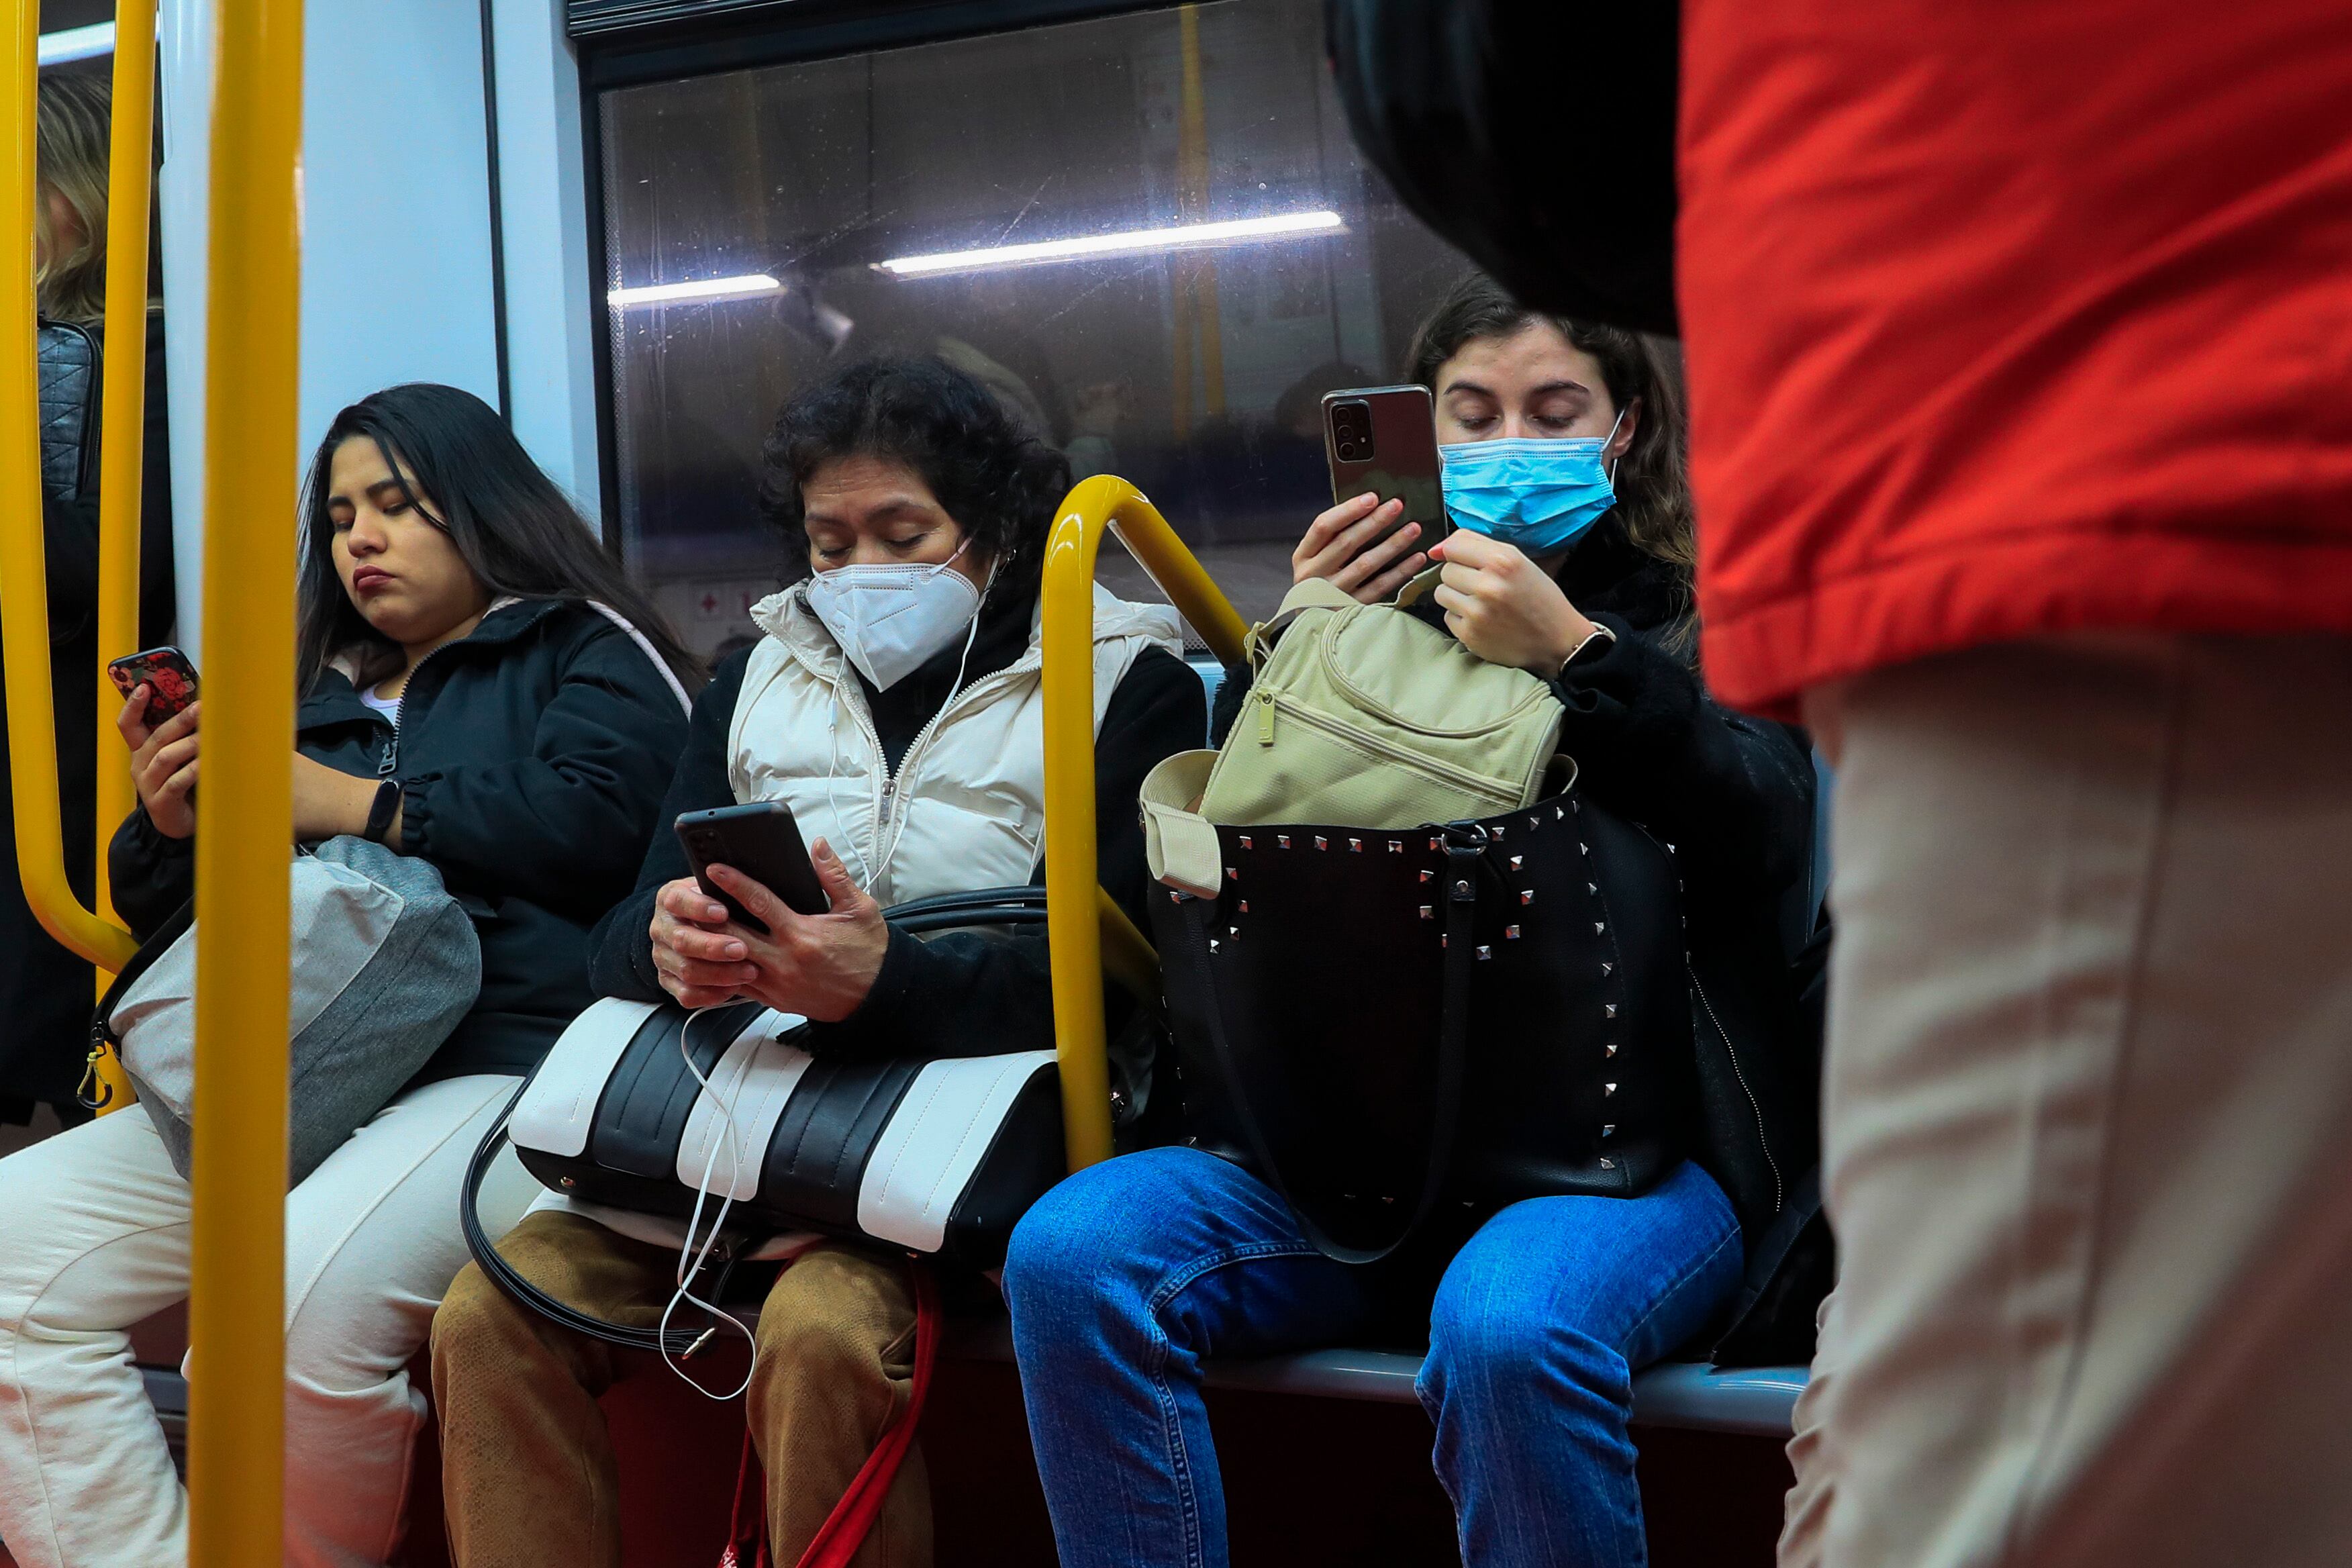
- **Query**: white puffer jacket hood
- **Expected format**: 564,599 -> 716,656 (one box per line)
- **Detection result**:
730,579 -> 1185,907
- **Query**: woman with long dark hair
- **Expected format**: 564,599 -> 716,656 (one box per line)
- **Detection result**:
1005,274 -> 1820,1568
0,384 -> 694,1568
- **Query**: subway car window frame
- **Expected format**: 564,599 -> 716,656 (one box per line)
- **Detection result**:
578,0 -> 1482,655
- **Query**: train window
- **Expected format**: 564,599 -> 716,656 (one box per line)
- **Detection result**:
597,0 -> 1472,650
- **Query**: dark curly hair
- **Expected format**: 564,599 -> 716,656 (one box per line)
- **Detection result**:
758,356 -> 1074,589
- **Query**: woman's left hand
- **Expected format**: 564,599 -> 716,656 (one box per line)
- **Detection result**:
1428,530 -> 1599,676
706,840 -> 889,1023
292,752 -> 390,843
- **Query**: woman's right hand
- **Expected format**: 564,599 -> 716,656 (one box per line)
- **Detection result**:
1292,491 -> 1427,604
648,876 -> 760,1009
118,689 -> 201,840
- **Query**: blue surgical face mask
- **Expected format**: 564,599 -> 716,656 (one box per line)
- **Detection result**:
1438,407 -> 1627,556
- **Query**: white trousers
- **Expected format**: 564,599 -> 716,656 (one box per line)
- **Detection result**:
1779,633 -> 2352,1568
0,1072 -> 538,1568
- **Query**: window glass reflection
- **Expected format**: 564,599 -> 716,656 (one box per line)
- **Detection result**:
599,0 -> 1472,651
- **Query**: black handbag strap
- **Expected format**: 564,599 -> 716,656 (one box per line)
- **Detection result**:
1176,837 -> 1482,1265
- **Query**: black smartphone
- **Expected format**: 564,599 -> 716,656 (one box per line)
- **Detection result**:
106,646 -> 200,723
675,801 -> 832,930
1322,385 -> 1447,560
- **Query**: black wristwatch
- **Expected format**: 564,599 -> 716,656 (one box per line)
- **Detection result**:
362,779 -> 402,844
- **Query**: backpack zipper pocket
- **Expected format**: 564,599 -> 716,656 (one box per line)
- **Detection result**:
1257,689 -> 1524,810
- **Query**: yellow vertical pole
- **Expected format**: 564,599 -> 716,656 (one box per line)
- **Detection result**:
85,0 -> 161,1115
0,0 -> 137,975
95,0 -> 157,930
187,0 -> 303,1561
1041,476 -> 1245,1172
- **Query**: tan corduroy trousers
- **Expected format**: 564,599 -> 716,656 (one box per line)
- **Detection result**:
1779,633 -> 2352,1568
431,1208 -> 927,1568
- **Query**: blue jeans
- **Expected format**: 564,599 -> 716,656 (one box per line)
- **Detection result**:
1003,1147 -> 1742,1568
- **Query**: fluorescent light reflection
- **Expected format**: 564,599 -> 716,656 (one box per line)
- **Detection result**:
878,209 -> 1344,277
39,22 -> 115,66
607,274 -> 783,307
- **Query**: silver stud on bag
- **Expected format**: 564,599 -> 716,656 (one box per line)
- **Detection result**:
1238,901 -> 1249,914
1208,938 -> 1220,952
1420,905 -> 1434,920
1430,836 -> 1444,851
1388,840 -> 1404,854
1528,814 -> 1540,830
1521,889 -> 1535,905
1594,921 -> 1607,935
1587,882 -> 1599,895
1505,925 -> 1521,939
1600,1157 -> 1616,1171
1240,836 -> 1253,849
1605,1042 -> 1618,1057
1420,870 -> 1435,884
1579,842 -> 1591,856
1279,835 -> 1291,849
1604,1003 -> 1618,1019
1476,946 -> 1492,961
1314,836 -> 1328,850
1493,824 -> 1507,840
1455,880 -> 1473,897
1602,1124 -> 1616,1137
1349,838 -> 1363,852
1602,961 -> 1614,976
1510,854 -> 1524,871
558,1175 -> 577,1188
1227,867 -> 1238,881
1604,1082 -> 1618,1097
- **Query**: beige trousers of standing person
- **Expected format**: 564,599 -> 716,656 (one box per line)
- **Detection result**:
0,1073 -> 537,1568
1777,632 -> 2352,1568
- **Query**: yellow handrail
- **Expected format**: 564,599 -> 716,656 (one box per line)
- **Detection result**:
0,0 -> 136,973
83,0 -> 161,1116
94,0 -> 157,933
186,0 -> 303,1561
1040,475 -> 1244,1171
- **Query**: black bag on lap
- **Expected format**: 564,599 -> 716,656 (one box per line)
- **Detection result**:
1150,793 -> 1692,1264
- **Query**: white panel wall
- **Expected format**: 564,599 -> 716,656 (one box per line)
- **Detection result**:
158,0 -> 575,654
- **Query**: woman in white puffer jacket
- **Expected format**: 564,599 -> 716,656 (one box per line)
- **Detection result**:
428,354 -> 1204,1568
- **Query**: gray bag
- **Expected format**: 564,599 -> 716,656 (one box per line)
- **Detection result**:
101,836 -> 483,1185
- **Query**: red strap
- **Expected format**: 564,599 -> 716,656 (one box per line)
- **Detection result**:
793,1262 -> 940,1568
716,1261 -> 940,1568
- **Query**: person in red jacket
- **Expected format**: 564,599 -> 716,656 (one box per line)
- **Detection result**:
1671,2 -> 2352,1565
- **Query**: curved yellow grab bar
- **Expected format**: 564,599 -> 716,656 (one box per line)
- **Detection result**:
1041,476 -> 1244,1171
0,0 -> 136,972
94,1 -> 158,932
187,0 -> 304,1561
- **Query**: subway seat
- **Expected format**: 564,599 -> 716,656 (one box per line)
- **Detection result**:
945,1317 -> 1804,1436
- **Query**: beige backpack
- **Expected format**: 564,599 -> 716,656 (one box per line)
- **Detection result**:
1142,573 -> 1568,898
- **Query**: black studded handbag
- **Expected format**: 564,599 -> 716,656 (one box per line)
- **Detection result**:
1142,768 -> 1692,1265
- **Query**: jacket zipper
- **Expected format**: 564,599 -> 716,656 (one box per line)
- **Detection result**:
836,664 -> 1027,889
1254,689 -> 1523,810
1689,963 -> 1782,1215
373,637 -> 465,777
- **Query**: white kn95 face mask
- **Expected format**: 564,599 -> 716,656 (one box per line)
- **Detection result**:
803,536 -> 987,691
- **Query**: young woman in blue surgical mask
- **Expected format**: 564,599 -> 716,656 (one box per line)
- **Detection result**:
427,354 -> 1204,1568
1003,273 -> 1823,1568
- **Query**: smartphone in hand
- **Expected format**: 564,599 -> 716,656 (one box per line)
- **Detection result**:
1322,385 -> 1447,558
675,801 -> 832,932
106,646 -> 201,724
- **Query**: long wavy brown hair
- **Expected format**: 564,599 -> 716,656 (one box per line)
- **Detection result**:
34,73 -> 115,325
1406,273 -> 1698,646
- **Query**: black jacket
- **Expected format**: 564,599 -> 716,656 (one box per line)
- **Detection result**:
587,577 -> 1206,1069
0,311 -> 175,1114
111,598 -> 693,1081
1212,516 -> 1821,1243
